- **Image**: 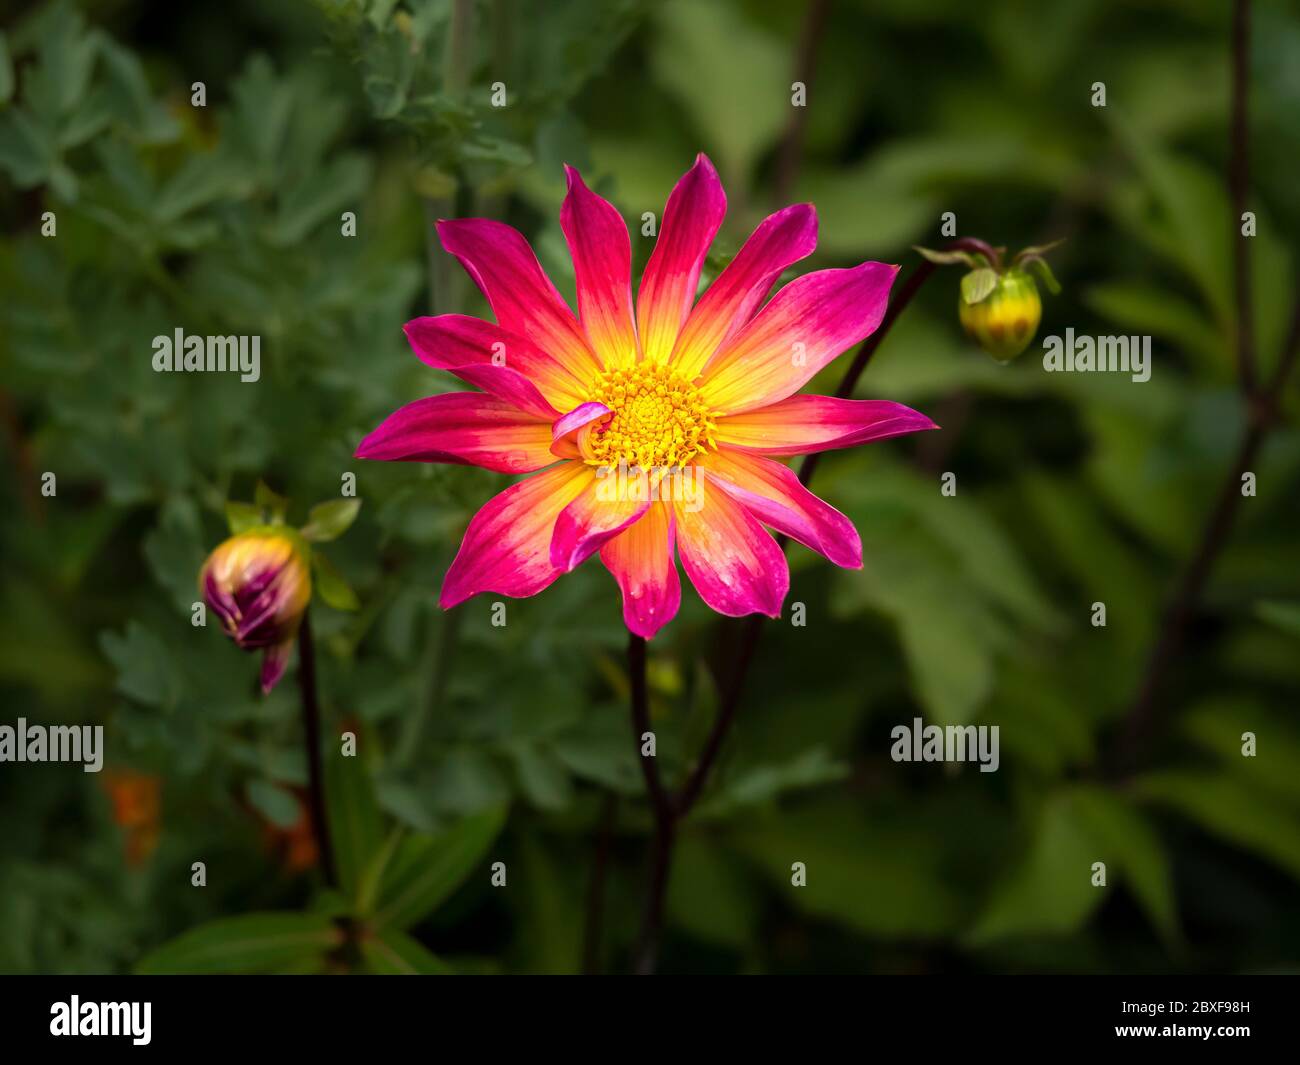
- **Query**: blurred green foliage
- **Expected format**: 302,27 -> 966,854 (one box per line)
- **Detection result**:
1,0 -> 1298,974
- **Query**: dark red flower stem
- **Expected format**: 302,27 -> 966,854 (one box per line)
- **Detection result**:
627,238 -> 975,972
297,612 -> 337,887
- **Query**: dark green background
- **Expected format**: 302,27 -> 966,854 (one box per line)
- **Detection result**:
1,0 -> 1298,974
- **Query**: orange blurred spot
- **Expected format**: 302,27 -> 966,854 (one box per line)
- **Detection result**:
257,786 -> 319,874
100,769 -> 162,866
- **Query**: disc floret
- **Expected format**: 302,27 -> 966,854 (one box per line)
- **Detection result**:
585,363 -> 716,469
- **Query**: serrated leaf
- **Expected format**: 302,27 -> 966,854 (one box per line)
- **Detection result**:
961,267 -> 998,304
301,498 -> 361,542
135,913 -> 343,974
371,804 -> 507,930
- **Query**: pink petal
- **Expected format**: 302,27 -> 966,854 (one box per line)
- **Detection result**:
670,203 -> 818,381
437,218 -> 604,387
260,639 -> 294,694
699,262 -> 899,414
637,154 -> 727,365
355,392 -> 557,474
673,472 -> 789,618
702,448 -> 861,569
550,400 -> 611,459
561,166 -> 638,369
600,502 -> 681,639
550,471 -> 652,571
714,395 -> 937,455
405,315 -> 588,416
440,462 -> 594,608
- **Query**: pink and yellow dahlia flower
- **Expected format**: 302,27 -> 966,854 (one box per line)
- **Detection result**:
357,154 -> 936,639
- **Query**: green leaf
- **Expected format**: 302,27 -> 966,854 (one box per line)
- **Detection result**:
961,267 -> 998,305
246,780 -> 301,829
696,747 -> 848,818
967,787 -> 1176,946
0,107 -> 54,187
0,33 -> 13,105
666,835 -> 761,950
512,834 -> 584,973
224,501 -> 262,535
1082,281 -> 1223,368
832,465 -> 1057,725
371,804 -> 508,930
312,550 -> 360,611
1133,770 -> 1300,880
730,797 -> 966,939
1178,698 -> 1300,806
325,742 -> 384,903
1256,601 -> 1300,640
301,498 -> 361,542
268,154 -> 370,246
360,927 -> 453,974
135,913 -> 343,974
650,0 -> 786,184
99,622 -> 183,709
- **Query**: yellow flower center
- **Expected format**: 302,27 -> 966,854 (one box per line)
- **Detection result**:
584,363 -> 716,469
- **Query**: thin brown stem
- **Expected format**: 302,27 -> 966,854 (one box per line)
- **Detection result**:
297,612 -> 337,887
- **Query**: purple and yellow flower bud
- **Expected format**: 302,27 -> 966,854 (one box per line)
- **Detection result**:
958,266 -> 1042,362
200,529 -> 311,694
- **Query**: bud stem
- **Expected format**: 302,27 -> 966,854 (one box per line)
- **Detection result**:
297,612 -> 337,888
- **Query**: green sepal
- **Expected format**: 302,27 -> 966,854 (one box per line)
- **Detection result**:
1022,255 -> 1062,295
961,267 -> 999,305
224,501 -> 263,535
1014,238 -> 1066,263
914,245 -> 982,268
254,480 -> 290,524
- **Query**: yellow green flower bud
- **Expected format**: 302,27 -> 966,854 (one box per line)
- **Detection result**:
958,267 -> 1042,362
